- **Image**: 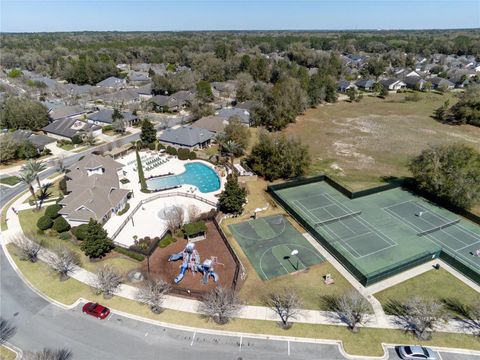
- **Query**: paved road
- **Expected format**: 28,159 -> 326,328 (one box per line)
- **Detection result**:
2,248 -> 479,360
0,118 -> 184,208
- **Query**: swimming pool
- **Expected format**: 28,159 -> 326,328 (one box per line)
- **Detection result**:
146,162 -> 221,193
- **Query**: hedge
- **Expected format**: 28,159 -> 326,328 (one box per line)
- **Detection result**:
136,149 -> 148,192
182,221 -> 206,237
114,246 -> 145,261
59,232 -> 71,241
45,204 -> 62,219
177,148 -> 190,160
53,216 -> 71,233
117,203 -> 130,216
158,234 -> 174,248
37,215 -> 53,231
166,146 -> 177,155
102,125 -> 113,133
188,151 -> 197,160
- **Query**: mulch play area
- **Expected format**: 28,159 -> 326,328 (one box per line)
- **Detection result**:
142,221 -> 238,295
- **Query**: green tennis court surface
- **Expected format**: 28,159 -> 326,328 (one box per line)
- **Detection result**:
229,215 -> 325,280
271,180 -> 480,286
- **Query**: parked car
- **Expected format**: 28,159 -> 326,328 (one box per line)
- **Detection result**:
82,302 -> 110,319
397,346 -> 437,360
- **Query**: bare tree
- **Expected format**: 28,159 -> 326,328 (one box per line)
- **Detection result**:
187,204 -> 200,223
389,297 -> 445,340
135,278 -> 171,313
165,205 -> 184,234
46,247 -> 79,281
0,317 -> 16,345
93,265 -> 122,299
22,348 -> 72,360
265,288 -> 302,329
328,291 -> 370,333
13,234 -> 43,263
199,287 -> 242,325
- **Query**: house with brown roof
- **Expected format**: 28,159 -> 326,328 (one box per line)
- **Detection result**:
191,115 -> 228,133
58,154 -> 130,226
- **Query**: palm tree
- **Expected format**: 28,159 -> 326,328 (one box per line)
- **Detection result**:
22,159 -> 46,190
19,169 -> 39,210
221,140 -> 241,169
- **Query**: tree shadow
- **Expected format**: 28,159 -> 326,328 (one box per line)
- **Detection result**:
441,297 -> 480,336
37,182 -> 53,206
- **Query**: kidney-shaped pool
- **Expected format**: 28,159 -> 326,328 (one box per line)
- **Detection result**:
146,162 -> 221,193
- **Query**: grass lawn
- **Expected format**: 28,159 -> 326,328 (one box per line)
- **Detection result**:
17,208 -> 140,275
23,179 -> 63,204
57,143 -> 76,151
285,92 -> 480,190
6,243 -> 480,357
1,192 -> 25,231
0,346 -> 16,360
0,176 -> 20,186
374,268 -> 480,314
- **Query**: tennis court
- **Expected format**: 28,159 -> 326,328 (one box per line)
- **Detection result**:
229,215 -> 325,280
270,179 -> 480,286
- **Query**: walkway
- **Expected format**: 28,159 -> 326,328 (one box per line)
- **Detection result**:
1,184 -> 477,335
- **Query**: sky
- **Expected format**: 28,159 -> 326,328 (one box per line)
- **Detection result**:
1,0 -> 479,32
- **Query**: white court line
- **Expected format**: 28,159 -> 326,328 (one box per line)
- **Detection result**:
456,240 -> 480,252
288,340 -> 290,356
382,199 -> 416,210
190,331 -> 196,346
239,336 -> 242,351
324,193 -> 398,247
355,243 -> 397,260
383,207 -> 480,268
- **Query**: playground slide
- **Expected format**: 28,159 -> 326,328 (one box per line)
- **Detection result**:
174,263 -> 188,284
168,253 -> 183,262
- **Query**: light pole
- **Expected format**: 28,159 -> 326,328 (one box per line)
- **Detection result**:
291,249 -> 299,270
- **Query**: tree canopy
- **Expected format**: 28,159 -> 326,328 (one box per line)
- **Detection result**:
218,175 -> 247,214
80,219 -> 114,258
409,143 -> 480,209
0,97 -> 50,130
247,131 -> 311,181
140,119 -> 157,144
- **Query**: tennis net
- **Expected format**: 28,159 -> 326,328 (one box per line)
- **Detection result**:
315,211 -> 362,226
417,219 -> 460,236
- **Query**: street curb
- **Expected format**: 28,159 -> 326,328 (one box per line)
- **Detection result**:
2,342 -> 23,360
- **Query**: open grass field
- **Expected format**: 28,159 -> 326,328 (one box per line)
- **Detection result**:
17,208 -> 141,275
285,92 -> 480,190
374,268 -> 480,312
6,243 -> 480,357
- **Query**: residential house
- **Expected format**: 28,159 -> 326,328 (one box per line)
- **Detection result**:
430,77 -> 455,90
43,118 -> 102,141
151,90 -> 195,112
159,126 -> 215,149
212,81 -> 237,99
404,76 -> 427,90
134,84 -> 153,100
191,116 -> 228,133
10,130 -> 56,154
97,89 -> 140,106
217,107 -> 250,126
379,79 -> 407,91
355,79 -> 375,91
58,154 -> 130,226
47,104 -> 89,122
87,109 -> 139,126
128,71 -> 150,85
96,76 -> 126,89
337,80 -> 357,93
405,70 -> 421,78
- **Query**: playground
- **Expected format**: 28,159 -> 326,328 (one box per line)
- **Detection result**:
144,221 -> 238,294
270,179 -> 480,286
229,215 -> 325,280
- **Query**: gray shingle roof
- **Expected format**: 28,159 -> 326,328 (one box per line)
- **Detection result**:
159,126 -> 215,147
10,130 -> 55,149
217,108 -> 250,125
87,109 -> 138,124
43,118 -> 101,139
48,105 -> 87,121
96,76 -> 126,88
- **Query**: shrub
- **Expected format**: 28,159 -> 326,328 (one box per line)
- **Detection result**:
59,232 -> 71,241
117,203 -> 130,216
71,134 -> 83,145
53,216 -> 71,233
157,142 -> 165,150
166,146 -> 177,155
158,234 -> 173,248
72,224 -> 89,240
58,177 -> 67,195
102,125 -> 113,133
188,151 -> 197,160
45,204 -> 62,219
177,148 -> 190,160
37,215 -> 53,231
114,246 -> 145,261
147,142 -> 156,150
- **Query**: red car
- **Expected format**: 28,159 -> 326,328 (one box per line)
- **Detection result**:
82,302 -> 110,319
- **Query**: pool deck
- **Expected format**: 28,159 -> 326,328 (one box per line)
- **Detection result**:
103,151 -> 226,247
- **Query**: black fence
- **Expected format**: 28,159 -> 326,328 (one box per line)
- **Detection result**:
267,175 -> 480,286
213,214 -> 242,292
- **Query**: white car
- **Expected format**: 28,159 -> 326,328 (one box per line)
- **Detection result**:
397,345 -> 437,360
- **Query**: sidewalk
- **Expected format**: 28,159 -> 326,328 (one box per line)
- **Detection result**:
1,186 -> 477,335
